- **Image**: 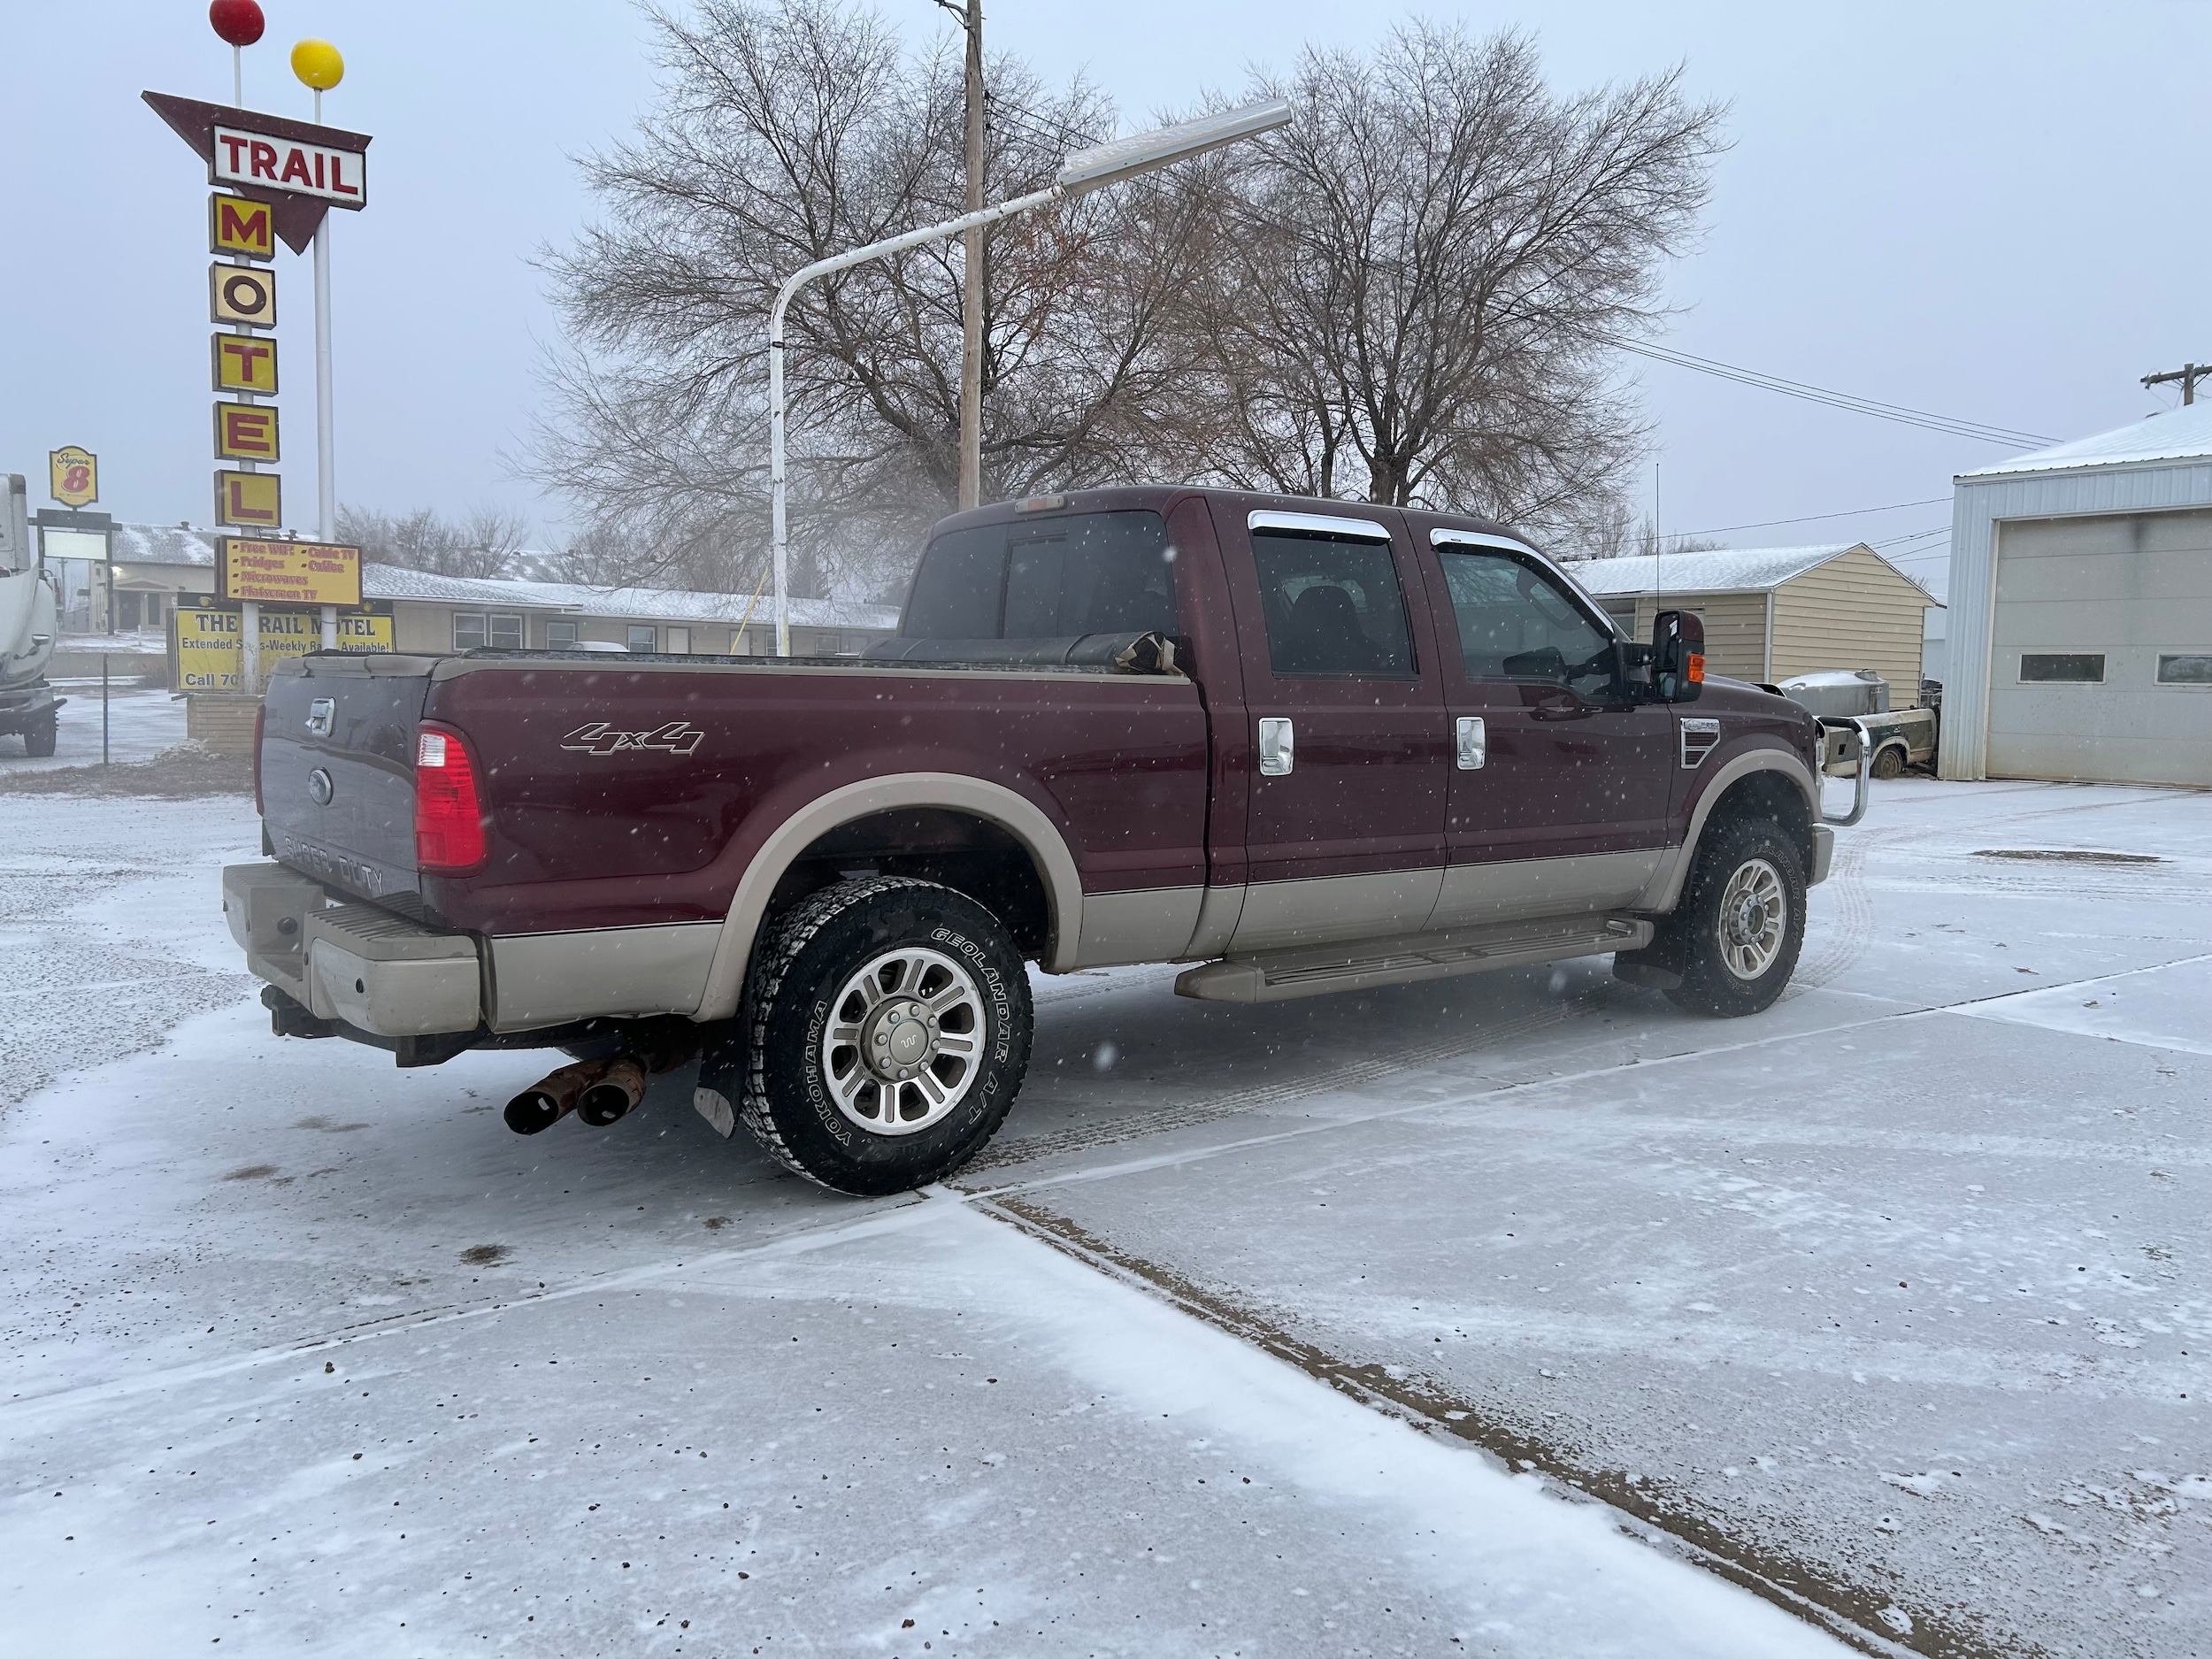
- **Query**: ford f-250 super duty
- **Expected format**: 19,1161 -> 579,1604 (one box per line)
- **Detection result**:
224,487 -> 1870,1194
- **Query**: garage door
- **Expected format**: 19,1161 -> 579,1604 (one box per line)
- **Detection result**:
1988,511 -> 2212,786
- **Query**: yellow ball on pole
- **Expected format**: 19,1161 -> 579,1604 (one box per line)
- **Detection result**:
290,39 -> 344,92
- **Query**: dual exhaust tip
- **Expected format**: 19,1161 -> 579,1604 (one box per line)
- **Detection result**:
503,1056 -> 649,1135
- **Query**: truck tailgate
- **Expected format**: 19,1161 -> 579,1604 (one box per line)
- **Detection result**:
262,656 -> 438,907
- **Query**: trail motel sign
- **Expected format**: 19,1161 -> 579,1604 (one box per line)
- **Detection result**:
211,126 -> 367,207
173,604 -> 391,691
217,536 -> 363,608
215,470 -> 281,528
210,264 -> 276,327
49,446 -> 98,507
214,334 -> 278,395
213,401 -> 280,463
210,193 -> 275,260
147,90 -> 374,622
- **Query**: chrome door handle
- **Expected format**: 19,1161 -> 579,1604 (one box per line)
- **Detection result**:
1455,715 -> 1486,770
1257,717 -> 1294,776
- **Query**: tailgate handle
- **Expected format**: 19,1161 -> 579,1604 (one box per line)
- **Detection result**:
306,697 -> 335,738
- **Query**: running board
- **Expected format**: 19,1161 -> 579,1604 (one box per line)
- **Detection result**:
1172,915 -> 1655,1004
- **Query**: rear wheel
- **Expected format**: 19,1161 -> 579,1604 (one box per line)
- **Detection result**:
707,876 -> 1032,1194
22,717 -> 56,757
1661,815 -> 1806,1018
1871,743 -> 1906,780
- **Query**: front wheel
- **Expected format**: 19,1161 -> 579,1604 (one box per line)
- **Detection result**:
22,717 -> 57,757
1660,816 -> 1807,1018
706,876 -> 1033,1195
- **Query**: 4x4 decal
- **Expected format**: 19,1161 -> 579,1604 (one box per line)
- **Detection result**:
560,720 -> 705,757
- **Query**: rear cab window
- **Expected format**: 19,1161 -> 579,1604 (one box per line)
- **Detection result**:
902,511 -> 1180,640
1247,529 -> 1416,679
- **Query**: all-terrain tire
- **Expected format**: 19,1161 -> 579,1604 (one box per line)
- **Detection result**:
709,876 -> 1032,1195
22,718 -> 57,757
1660,814 -> 1807,1018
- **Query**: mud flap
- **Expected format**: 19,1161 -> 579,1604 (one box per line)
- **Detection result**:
1612,932 -> 1686,992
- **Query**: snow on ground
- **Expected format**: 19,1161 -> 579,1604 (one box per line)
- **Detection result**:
0,682 -> 188,772
0,774 -> 2206,1656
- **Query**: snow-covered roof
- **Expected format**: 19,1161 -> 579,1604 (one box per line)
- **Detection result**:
111,522 -> 219,567
102,523 -> 897,631
362,565 -> 897,631
1568,544 -> 1863,598
1958,402 -> 2212,480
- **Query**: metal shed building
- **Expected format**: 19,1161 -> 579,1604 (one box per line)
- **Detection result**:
1941,406 -> 2212,786
1569,543 -> 1939,703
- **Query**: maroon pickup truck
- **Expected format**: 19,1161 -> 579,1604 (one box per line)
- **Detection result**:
224,487 -> 1863,1194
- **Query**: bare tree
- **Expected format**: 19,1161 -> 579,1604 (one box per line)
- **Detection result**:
1633,520 -> 1726,560
1164,26 -> 1724,543
337,503 -> 531,579
529,0 -> 1217,595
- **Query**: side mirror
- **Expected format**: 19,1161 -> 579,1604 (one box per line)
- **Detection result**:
1652,610 -> 1705,703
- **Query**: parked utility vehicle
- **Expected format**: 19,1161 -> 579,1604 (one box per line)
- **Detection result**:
0,479 -> 64,757
226,488 -> 1868,1193
1779,669 -> 1937,778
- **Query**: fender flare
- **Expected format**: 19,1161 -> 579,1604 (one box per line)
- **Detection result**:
1641,744 -> 1820,915
693,772 -> 1086,1021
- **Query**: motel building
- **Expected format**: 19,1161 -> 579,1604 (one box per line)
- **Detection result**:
96,524 -> 900,680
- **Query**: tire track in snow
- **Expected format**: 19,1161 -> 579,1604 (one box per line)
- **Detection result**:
969,981 -> 1622,1174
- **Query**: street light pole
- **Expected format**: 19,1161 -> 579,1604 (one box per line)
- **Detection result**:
765,99 -> 1292,657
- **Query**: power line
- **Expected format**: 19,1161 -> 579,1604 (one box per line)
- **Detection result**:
1671,495 -> 1951,539
1606,335 -> 2058,449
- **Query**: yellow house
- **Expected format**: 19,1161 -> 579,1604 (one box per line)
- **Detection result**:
1565,543 -> 1942,706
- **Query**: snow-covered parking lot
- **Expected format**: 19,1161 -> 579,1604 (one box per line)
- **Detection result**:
0,767 -> 2205,1657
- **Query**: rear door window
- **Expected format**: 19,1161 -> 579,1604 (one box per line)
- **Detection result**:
902,511 -> 1179,639
1248,530 -> 1415,678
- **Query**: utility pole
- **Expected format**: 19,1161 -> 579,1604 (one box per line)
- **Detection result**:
958,0 -> 985,509
2143,362 -> 2212,405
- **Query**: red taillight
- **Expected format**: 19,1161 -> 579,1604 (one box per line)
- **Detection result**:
414,723 -> 488,873
252,702 -> 266,816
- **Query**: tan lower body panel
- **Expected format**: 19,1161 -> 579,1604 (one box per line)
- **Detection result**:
1227,867 -> 1446,954
1430,849 -> 1664,929
1071,886 -> 1205,968
1174,913 -> 1653,1004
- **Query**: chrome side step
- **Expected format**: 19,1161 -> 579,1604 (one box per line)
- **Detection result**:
1172,914 -> 1654,1004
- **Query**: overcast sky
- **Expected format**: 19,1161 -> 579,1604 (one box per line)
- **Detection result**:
7,0 -> 2209,596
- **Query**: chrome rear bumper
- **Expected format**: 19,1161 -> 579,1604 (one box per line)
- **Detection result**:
222,863 -> 482,1037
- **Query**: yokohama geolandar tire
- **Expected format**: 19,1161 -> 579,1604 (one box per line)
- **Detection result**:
1661,815 -> 1807,1018
727,876 -> 1032,1195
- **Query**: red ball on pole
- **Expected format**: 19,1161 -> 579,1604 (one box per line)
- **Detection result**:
208,0 -> 265,47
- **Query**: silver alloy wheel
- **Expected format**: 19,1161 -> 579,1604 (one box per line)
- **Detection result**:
1716,856 -> 1786,981
819,945 -> 986,1137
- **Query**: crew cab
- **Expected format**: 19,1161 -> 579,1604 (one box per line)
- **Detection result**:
224,487 -> 1866,1194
